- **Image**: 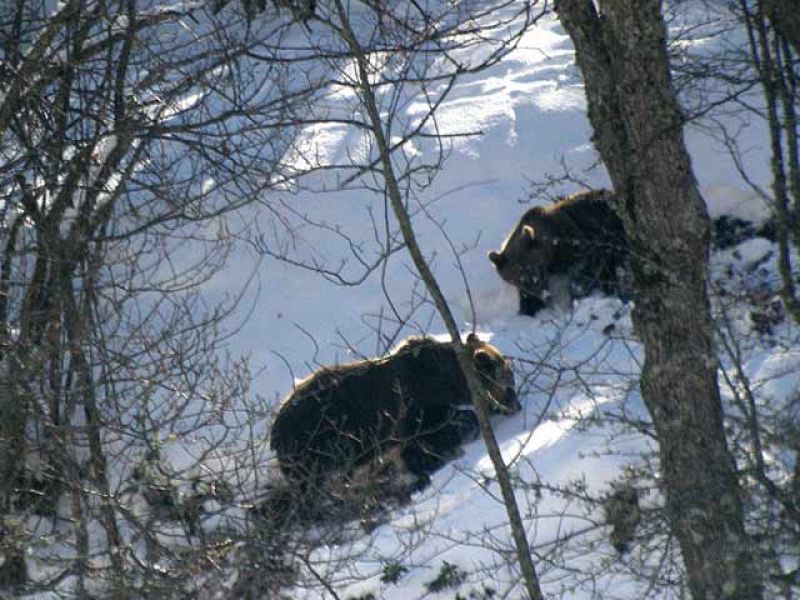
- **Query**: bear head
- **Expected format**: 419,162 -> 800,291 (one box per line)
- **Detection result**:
488,206 -> 557,301
466,333 -> 520,414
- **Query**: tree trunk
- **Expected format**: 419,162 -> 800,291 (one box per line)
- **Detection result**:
556,1 -> 763,598
763,0 -> 800,56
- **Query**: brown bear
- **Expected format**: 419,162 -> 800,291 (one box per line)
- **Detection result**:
489,189 -> 629,316
269,334 -> 519,493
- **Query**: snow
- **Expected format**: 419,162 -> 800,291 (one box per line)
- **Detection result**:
177,7 -> 792,598
192,13 -> 583,597
15,2 -> 798,598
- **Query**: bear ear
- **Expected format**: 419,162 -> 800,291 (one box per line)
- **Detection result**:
522,224 -> 536,246
466,332 -> 481,347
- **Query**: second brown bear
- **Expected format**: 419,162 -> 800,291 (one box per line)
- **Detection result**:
489,189 -> 629,316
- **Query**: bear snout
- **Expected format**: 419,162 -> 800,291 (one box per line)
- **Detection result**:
505,387 -> 521,414
519,268 -> 547,295
489,387 -> 520,414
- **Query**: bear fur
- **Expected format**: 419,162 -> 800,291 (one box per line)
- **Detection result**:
489,189 -> 629,317
269,334 -> 519,492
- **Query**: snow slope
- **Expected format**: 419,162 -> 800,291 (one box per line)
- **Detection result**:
197,7 -> 785,599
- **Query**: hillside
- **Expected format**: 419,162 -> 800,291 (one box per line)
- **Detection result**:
205,7 -> 793,600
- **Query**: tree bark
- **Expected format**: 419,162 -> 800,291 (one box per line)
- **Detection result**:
556,1 -> 763,598
763,0 -> 800,56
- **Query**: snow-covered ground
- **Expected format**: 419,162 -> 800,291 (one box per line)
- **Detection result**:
79,5 -> 793,599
